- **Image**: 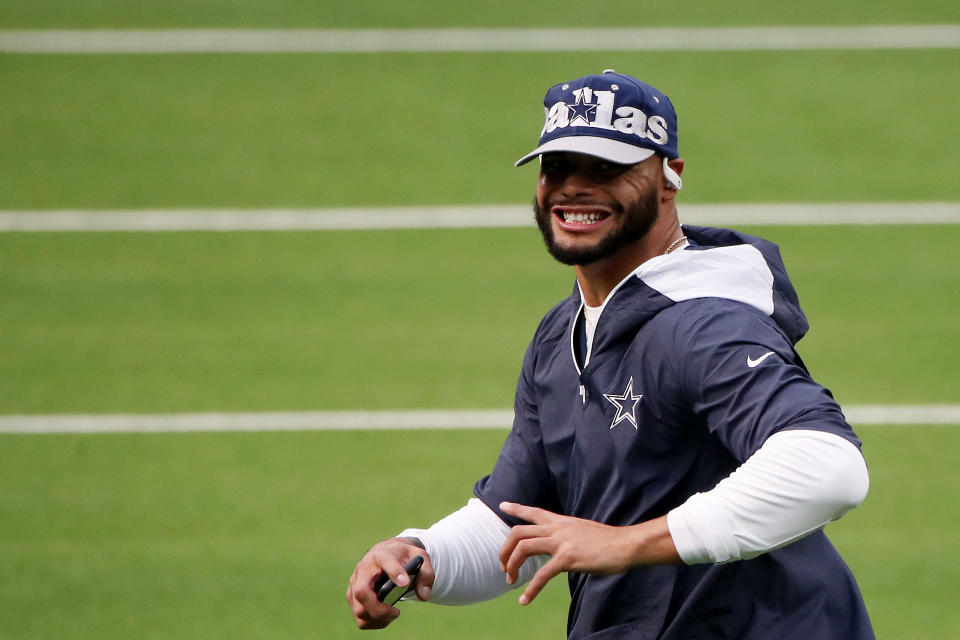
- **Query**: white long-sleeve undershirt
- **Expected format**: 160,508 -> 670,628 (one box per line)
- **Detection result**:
666,429 -> 868,564
398,428 -> 868,605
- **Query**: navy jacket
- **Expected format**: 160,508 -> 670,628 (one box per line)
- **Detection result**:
474,226 -> 874,639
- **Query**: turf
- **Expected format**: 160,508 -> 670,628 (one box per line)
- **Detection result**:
2,4 -> 959,637
0,430 -> 569,640
825,425 -> 960,639
0,228 -> 567,414
748,224 -> 960,405
1,425 -> 957,639
2,225 -> 958,415
2,50 -> 959,209
1,0 -> 958,29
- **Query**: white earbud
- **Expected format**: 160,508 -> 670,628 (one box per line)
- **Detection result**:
662,157 -> 682,190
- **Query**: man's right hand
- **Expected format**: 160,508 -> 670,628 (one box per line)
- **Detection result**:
346,537 -> 435,630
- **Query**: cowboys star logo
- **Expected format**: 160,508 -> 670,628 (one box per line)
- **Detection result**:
564,92 -> 598,126
603,377 -> 642,430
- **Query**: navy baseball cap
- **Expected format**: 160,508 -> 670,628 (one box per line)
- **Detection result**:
515,69 -> 678,167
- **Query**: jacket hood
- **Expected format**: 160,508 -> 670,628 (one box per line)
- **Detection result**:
644,225 -> 809,345
560,225 -> 810,370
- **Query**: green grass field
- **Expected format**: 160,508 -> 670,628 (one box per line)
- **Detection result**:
2,0 -> 958,29
3,3 -> 960,638
3,50 -> 959,208
2,427 -> 959,639
2,225 -> 959,414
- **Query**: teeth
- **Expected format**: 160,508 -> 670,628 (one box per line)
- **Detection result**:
563,211 -> 602,224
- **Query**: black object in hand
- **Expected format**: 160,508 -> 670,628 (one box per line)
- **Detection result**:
375,555 -> 424,606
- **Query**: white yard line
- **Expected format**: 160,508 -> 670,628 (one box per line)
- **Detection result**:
0,26 -> 958,54
0,411 -> 517,434
1,406 -> 957,434
2,203 -> 959,232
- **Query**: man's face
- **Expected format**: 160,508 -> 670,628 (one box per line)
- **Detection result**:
534,152 -> 661,266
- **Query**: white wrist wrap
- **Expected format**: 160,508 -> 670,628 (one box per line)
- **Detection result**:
398,498 -> 546,605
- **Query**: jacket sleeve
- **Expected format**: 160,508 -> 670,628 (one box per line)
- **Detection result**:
675,299 -> 861,460
473,337 -> 562,527
667,299 -> 868,563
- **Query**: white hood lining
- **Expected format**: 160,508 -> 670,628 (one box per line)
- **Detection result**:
635,244 -> 775,316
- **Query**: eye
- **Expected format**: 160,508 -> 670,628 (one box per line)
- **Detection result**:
592,160 -> 628,178
541,157 -> 569,175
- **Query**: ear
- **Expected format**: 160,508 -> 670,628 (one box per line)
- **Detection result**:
660,157 -> 685,207
662,157 -> 684,191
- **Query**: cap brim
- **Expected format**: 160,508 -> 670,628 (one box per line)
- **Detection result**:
514,136 -> 657,167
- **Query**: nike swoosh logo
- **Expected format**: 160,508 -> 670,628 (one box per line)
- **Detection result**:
747,351 -> 775,368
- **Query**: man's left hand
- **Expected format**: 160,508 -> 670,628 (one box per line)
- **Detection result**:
498,501 -> 680,605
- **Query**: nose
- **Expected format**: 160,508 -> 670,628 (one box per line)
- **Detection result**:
559,170 -> 596,198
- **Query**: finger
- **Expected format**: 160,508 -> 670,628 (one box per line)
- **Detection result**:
414,555 -> 436,602
500,501 -> 556,525
519,558 -> 564,606
346,568 -> 358,600
352,561 -> 404,620
499,524 -> 547,572
353,571 -> 399,613
371,551 -> 412,588
347,578 -> 400,629
505,537 -> 556,585
354,606 -> 401,631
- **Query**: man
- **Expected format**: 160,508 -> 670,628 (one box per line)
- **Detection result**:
346,69 -> 874,638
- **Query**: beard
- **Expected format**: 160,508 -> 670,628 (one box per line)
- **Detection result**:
533,186 -> 660,266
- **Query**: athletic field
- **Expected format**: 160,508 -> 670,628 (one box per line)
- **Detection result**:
2,2 -> 959,638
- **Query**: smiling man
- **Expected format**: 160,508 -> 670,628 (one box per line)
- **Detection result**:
347,70 -> 875,639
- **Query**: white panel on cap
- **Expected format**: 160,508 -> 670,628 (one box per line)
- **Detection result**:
514,136 -> 656,167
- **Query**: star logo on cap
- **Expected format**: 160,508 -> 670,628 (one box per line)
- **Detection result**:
564,93 -> 597,127
603,377 -> 642,430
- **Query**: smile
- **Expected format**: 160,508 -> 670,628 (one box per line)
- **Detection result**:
563,211 -> 603,224
553,207 -> 611,227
